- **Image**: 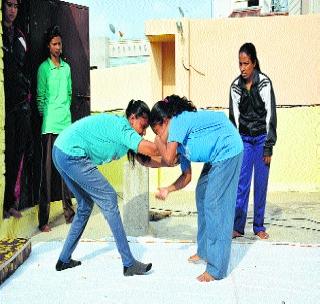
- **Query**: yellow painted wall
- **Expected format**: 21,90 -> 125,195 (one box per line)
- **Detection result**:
152,107 -> 320,192
271,106 -> 320,191
0,202 -> 66,239
0,160 -> 126,239
1,105 -> 318,239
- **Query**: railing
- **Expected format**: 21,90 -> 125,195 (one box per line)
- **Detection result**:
288,0 -> 301,15
234,0 -> 290,12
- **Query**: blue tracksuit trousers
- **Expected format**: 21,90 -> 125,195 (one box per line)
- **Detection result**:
233,134 -> 270,235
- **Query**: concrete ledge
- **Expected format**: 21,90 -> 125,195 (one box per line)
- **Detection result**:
123,162 -> 149,236
0,238 -> 31,285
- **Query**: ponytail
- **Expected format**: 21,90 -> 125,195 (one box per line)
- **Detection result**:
125,99 -> 151,166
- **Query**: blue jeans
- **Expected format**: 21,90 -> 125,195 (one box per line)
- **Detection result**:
52,146 -> 134,267
195,152 -> 242,279
233,134 -> 270,234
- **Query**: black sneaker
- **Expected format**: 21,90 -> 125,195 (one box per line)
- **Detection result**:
123,260 -> 152,276
56,259 -> 81,271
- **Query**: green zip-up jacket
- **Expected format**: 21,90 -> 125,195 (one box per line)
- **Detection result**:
37,58 -> 72,134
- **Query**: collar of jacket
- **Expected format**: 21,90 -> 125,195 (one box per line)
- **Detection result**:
238,69 -> 260,90
47,57 -> 65,69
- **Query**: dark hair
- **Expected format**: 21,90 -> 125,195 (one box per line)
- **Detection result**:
45,25 -> 62,46
239,42 -> 261,72
2,0 -> 22,8
43,25 -> 62,58
126,99 -> 151,166
125,99 -> 150,120
2,0 -> 22,26
150,94 -> 197,127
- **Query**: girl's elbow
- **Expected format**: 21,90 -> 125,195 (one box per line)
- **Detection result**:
183,170 -> 192,184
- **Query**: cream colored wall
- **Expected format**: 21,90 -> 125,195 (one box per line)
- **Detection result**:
90,62 -> 152,111
188,15 -> 320,107
147,15 -> 320,107
162,41 -> 176,97
149,41 -> 163,104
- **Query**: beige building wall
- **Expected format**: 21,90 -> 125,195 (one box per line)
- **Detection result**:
90,62 -> 152,111
146,14 -> 320,107
188,15 -> 320,107
162,41 -> 175,97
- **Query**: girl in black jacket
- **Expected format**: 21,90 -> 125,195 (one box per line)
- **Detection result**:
2,0 -> 32,219
229,42 -> 277,239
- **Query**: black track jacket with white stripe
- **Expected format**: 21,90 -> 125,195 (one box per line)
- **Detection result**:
229,69 -> 277,157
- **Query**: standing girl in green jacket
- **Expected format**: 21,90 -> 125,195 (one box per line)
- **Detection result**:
36,25 -> 74,232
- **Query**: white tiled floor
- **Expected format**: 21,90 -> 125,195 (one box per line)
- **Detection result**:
1,238 -> 319,304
